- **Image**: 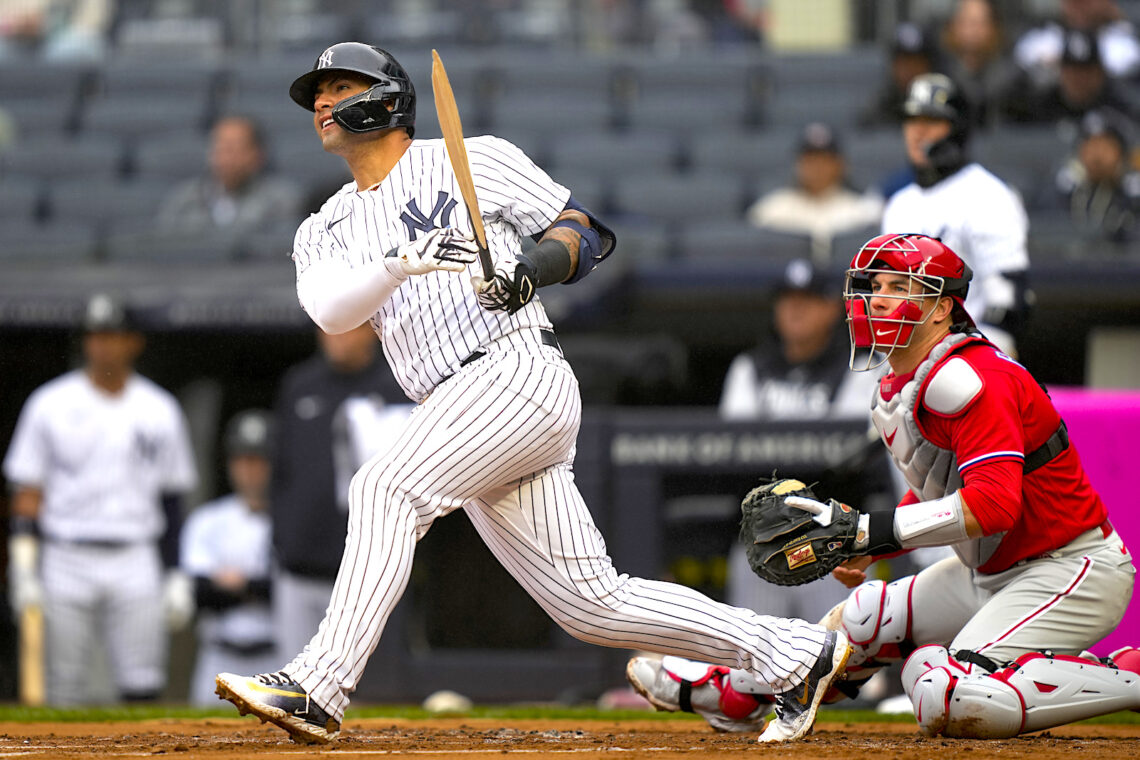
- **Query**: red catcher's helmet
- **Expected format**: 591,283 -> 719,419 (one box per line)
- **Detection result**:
844,233 -> 973,369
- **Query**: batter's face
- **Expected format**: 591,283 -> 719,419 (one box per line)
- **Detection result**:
312,73 -> 379,152
903,116 -> 953,166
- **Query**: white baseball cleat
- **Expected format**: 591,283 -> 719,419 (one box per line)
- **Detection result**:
758,630 -> 852,743
215,671 -> 340,744
625,656 -> 770,733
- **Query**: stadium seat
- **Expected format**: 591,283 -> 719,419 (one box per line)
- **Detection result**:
765,47 -> 883,90
92,57 -> 221,99
829,223 -> 883,263
612,171 -> 748,226
540,168 -> 608,216
0,184 -> 43,222
686,127 -> 798,180
0,136 -> 125,183
606,223 -> 673,261
484,93 -> 615,138
546,133 -> 678,182
843,129 -> 905,192
485,54 -> 616,100
102,225 -> 241,262
1,93 -> 84,138
47,179 -> 169,232
678,221 -> 813,263
762,84 -> 868,129
80,94 -> 211,140
0,220 -> 99,262
130,131 -> 209,180
240,227 -> 298,262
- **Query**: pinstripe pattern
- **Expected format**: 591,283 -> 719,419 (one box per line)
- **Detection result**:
283,344 -> 828,718
281,136 -> 831,720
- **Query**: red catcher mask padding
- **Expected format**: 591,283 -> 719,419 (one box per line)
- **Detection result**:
847,296 -> 924,349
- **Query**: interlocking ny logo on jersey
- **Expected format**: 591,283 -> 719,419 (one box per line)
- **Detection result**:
401,191 -> 458,240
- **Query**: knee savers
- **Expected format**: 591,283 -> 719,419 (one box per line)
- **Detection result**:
840,576 -> 916,676
902,645 -> 1140,738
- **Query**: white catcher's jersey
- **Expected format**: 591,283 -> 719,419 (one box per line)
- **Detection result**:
882,163 -> 1028,326
181,495 -> 274,647
292,136 -> 571,402
3,370 -> 197,543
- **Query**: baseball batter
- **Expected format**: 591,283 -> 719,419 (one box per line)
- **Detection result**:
628,234 -> 1139,739
881,73 -> 1030,355
214,42 -> 850,745
4,294 -> 198,704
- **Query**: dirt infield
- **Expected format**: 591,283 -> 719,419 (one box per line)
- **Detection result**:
2,717 -> 1140,759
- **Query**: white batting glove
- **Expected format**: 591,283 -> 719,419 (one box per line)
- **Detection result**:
384,227 -> 479,278
162,570 -> 196,630
7,535 -> 42,613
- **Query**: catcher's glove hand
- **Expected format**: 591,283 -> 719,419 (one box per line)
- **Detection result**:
470,255 -> 537,315
739,479 -> 864,587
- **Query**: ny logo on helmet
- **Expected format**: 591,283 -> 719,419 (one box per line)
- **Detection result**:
318,48 -> 335,69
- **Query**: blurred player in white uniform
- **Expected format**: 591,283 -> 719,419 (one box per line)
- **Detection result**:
4,294 -> 197,704
181,410 -> 276,706
214,42 -> 851,745
881,73 -> 1030,356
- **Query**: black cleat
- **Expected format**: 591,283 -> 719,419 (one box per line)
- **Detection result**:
757,630 -> 852,742
215,671 -> 340,744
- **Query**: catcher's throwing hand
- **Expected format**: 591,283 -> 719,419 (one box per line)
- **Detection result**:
739,478 -> 867,586
471,257 -> 537,314
386,227 -> 479,277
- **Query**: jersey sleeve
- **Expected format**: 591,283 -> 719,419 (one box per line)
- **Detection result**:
179,510 -> 215,575
161,403 -> 198,493
467,136 -> 571,237
923,365 -> 1027,534
292,213 -> 344,274
2,389 -> 51,487
967,177 -> 1029,277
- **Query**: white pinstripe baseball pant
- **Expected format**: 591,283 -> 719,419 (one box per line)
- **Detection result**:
283,333 -> 829,719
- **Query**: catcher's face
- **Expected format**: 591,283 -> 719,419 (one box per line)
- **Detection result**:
845,270 -> 943,370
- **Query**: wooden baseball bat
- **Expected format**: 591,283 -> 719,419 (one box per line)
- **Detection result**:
19,603 -> 45,706
431,49 -> 495,281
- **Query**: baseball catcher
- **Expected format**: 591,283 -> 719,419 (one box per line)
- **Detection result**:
628,232 -> 1140,740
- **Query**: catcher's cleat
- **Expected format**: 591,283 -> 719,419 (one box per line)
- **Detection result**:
758,630 -> 852,743
625,656 -> 770,733
215,671 -> 340,744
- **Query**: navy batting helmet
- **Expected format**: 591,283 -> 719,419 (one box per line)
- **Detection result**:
224,409 -> 274,459
903,73 -> 970,141
289,42 -> 416,136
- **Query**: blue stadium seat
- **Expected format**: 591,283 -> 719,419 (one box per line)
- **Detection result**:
546,133 -> 678,182
612,170 -> 747,225
92,57 -> 221,99
678,221 -> 812,262
843,129 -> 906,192
0,136 -> 124,182
540,168 -> 608,216
685,127 -> 797,179
47,178 -> 169,232
484,93 -> 615,138
80,94 -> 211,140
1,220 -> 99,261
130,130 -> 208,180
102,225 -> 241,262
0,184 -> 43,222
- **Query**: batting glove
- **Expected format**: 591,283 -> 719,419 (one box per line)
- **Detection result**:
162,570 -> 196,631
7,534 -> 42,614
385,227 -> 479,278
471,258 -> 537,315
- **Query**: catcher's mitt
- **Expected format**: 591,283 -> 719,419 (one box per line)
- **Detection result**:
739,478 -> 860,587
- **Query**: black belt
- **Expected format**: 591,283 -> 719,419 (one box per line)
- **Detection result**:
46,537 -> 135,549
460,328 -> 560,368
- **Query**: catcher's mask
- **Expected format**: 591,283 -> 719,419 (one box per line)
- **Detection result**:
289,42 -> 416,136
844,233 -> 972,370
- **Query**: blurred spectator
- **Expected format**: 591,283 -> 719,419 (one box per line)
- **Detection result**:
270,325 -> 413,664
3,293 -> 197,704
1003,28 -> 1140,128
859,22 -> 940,129
939,0 -> 1018,127
0,0 -> 111,62
745,123 -> 883,257
1013,0 -> 1140,82
180,410 -> 276,706
720,258 -> 882,622
157,115 -> 303,236
1047,109 -> 1140,242
883,73 -> 1030,356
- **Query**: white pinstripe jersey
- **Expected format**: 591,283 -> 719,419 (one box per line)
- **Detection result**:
292,136 -> 571,402
3,370 -> 198,543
